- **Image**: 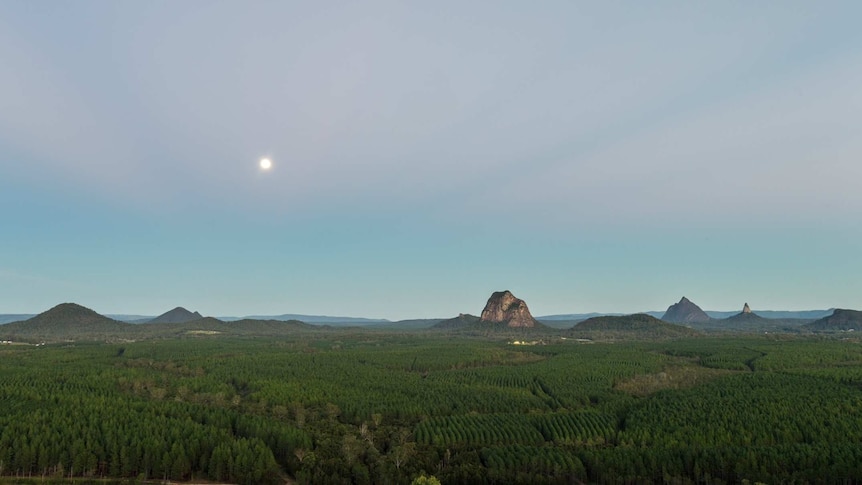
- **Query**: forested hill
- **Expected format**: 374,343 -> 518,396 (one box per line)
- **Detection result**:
0,303 -> 130,340
805,309 -> 862,331
569,314 -> 698,339
432,314 -> 483,330
149,306 -> 203,323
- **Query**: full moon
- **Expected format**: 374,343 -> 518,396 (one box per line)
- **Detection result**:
259,158 -> 272,170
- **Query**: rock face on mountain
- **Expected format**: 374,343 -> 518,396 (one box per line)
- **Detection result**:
480,291 -> 538,328
149,307 -> 203,324
662,297 -> 711,323
742,303 -> 752,314
805,309 -> 862,331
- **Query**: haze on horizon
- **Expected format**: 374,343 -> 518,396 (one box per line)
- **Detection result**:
2,1 -> 861,321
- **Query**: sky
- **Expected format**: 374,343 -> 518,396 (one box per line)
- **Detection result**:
2,1 -> 862,320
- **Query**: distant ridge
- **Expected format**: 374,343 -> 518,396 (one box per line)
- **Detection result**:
367,319 -> 443,330
149,307 -> 203,324
538,312 -> 626,321
0,314 -> 34,325
107,314 -> 155,323
805,309 -> 862,332
662,297 -> 711,323
223,314 -> 390,325
147,317 -> 316,336
703,309 -> 833,320
539,309 -> 832,321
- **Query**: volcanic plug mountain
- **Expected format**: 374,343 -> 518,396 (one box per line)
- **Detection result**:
662,297 -> 711,323
480,291 -> 539,328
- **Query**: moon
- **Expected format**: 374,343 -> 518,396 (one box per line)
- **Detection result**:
259,158 -> 272,170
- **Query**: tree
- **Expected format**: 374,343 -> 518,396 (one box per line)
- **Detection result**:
412,474 -> 442,485
390,442 -> 416,471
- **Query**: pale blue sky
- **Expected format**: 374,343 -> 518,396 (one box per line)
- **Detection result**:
2,1 -> 861,319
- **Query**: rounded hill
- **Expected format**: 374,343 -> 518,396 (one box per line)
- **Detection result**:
0,303 -> 129,341
570,314 -> 697,339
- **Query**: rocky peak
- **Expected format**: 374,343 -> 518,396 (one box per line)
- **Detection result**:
480,291 -> 537,328
662,296 -> 710,323
742,303 -> 752,314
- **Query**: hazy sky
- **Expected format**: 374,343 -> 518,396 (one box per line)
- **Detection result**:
2,1 -> 861,319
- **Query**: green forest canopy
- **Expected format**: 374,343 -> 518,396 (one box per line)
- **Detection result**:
1,334 -> 861,484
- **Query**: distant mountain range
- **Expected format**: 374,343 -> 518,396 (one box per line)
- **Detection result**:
0,303 -> 318,342
1,295 -> 860,343
0,313 -> 395,326
0,301 -> 842,328
0,308 -> 839,326
534,309 -> 835,322
700,309 -> 834,320
220,314 -> 391,325
0,314 -> 34,324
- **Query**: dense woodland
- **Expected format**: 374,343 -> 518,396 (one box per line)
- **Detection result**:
1,332 -> 862,484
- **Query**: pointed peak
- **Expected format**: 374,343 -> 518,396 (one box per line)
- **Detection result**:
743,303 -> 752,314
662,296 -> 710,323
